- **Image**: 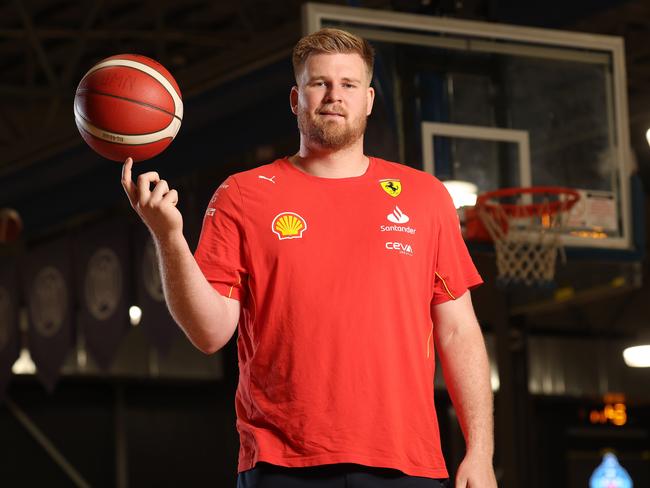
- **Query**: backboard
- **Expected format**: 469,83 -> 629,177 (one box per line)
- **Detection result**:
303,3 -> 634,251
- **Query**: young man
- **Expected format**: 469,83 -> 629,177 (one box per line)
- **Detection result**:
122,28 -> 497,488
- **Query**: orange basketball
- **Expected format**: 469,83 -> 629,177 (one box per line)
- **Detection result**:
74,54 -> 183,162
0,208 -> 23,244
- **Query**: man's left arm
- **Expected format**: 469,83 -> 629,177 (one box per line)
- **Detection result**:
431,290 -> 497,488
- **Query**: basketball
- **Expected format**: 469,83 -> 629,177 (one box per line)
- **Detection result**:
73,54 -> 183,162
0,208 -> 23,244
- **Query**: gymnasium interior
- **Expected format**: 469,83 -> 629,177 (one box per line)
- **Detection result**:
1,1 -> 650,486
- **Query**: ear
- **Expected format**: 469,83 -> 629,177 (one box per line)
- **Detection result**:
366,86 -> 375,116
290,86 -> 299,115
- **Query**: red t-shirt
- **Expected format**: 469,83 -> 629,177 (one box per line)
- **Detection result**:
194,156 -> 482,479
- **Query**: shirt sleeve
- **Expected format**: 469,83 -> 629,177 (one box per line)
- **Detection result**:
431,178 -> 483,305
193,176 -> 248,301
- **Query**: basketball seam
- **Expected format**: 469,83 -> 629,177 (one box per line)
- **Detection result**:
78,64 -> 180,96
75,89 -> 180,121
75,109 -> 174,138
77,62 -> 182,118
78,125 -> 172,146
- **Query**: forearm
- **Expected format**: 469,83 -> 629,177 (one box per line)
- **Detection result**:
437,318 -> 494,459
153,231 -> 236,353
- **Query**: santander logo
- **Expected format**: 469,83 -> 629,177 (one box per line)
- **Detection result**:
381,205 -> 416,235
387,206 -> 409,224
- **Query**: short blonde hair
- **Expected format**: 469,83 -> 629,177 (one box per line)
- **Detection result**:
292,28 -> 375,84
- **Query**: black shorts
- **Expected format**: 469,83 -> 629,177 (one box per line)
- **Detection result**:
237,462 -> 450,488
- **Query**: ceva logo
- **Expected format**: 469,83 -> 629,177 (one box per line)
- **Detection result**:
385,241 -> 414,256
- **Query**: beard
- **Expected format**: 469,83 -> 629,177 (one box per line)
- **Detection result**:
297,106 -> 367,150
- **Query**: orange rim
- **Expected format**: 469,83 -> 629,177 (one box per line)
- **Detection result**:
476,186 -> 580,217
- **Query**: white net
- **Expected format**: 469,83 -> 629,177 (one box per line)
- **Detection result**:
476,189 -> 578,287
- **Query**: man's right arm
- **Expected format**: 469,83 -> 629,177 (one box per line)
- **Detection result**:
155,231 -> 240,354
121,157 -> 240,354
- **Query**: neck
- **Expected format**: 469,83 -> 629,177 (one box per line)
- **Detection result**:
289,137 -> 368,178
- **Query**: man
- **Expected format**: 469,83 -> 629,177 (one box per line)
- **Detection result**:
122,28 -> 497,488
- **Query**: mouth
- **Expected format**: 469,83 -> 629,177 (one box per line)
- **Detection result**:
318,112 -> 345,118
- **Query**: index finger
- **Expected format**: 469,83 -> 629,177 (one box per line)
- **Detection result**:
121,157 -> 136,205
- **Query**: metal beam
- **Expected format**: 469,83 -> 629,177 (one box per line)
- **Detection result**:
11,0 -> 59,89
43,96 -> 62,131
493,295 -> 523,488
115,384 -> 128,488
0,27 -> 239,46
61,0 -> 104,87
236,0 -> 256,40
151,0 -> 167,65
0,85 -> 62,98
4,396 -> 92,488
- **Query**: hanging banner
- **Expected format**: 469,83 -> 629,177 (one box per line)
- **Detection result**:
0,257 -> 20,403
76,220 -> 130,370
22,237 -> 74,392
134,226 -> 181,355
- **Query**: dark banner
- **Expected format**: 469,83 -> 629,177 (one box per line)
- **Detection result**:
22,237 -> 74,392
0,257 -> 20,402
134,226 -> 181,355
76,220 -> 130,370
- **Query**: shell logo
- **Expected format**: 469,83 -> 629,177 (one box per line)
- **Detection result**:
271,212 -> 308,240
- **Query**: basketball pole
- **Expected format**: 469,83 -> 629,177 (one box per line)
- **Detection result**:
492,288 -> 532,488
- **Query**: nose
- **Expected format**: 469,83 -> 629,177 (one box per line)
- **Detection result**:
323,84 -> 343,103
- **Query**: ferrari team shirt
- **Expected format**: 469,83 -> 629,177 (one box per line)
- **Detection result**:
194,156 -> 483,479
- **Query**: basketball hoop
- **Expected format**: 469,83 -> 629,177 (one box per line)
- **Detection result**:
474,187 -> 580,287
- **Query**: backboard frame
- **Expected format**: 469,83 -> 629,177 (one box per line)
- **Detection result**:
421,121 -> 532,187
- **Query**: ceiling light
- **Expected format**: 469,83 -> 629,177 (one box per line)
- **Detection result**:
12,347 -> 36,375
622,344 -> 650,368
129,306 -> 142,326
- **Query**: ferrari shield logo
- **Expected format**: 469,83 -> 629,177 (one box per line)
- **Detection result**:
380,179 -> 402,197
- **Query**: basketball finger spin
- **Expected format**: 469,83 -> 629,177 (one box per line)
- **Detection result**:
73,54 -> 183,162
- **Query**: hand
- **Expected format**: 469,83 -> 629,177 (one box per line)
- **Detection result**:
121,157 -> 183,241
455,453 -> 497,488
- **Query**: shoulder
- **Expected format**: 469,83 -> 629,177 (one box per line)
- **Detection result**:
224,159 -> 283,186
206,160 -> 282,205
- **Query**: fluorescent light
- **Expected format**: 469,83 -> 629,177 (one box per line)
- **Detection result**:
622,344 -> 650,368
129,306 -> 142,326
442,180 -> 478,209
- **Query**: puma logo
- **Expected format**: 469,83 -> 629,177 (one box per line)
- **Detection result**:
258,175 -> 276,183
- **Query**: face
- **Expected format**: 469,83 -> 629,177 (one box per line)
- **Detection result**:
291,52 -> 375,150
